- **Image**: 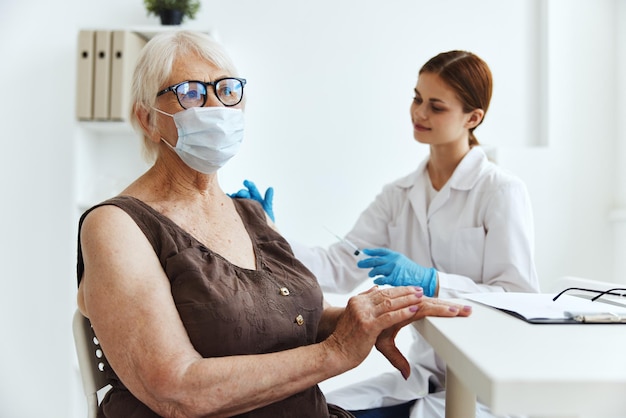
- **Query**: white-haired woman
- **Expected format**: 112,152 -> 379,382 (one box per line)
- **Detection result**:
75,31 -> 471,418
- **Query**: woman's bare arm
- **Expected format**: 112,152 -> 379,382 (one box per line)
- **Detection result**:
78,205 -> 425,418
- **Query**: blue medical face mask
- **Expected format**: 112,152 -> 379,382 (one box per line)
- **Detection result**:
154,106 -> 244,174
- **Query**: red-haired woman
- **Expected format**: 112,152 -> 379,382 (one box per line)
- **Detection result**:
235,51 -> 539,418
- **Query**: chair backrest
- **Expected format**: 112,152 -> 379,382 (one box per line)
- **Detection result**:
72,309 -> 111,418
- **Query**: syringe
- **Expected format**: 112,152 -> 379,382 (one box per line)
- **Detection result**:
323,226 -> 363,257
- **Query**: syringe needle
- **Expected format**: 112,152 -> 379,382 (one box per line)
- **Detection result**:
323,226 -> 362,256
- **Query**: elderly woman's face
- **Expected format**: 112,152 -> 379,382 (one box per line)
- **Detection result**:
158,53 -> 237,113
154,53 -> 243,145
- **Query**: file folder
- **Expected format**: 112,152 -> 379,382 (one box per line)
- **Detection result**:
93,30 -> 112,120
110,31 -> 147,121
75,30 -> 95,120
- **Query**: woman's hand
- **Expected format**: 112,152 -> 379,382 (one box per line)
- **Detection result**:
322,286 -> 423,373
375,297 -> 472,379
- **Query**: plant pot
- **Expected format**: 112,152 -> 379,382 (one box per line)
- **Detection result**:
160,9 -> 184,25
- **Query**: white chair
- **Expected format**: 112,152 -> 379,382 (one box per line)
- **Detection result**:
72,309 -> 111,418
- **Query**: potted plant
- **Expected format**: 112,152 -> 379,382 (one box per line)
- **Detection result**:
143,0 -> 201,25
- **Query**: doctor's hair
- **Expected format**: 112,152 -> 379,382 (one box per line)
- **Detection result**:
129,30 -> 239,163
419,51 -> 493,147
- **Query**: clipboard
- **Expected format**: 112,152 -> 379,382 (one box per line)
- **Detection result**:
464,292 -> 626,324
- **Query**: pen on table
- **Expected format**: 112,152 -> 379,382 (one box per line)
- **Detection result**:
323,226 -> 364,257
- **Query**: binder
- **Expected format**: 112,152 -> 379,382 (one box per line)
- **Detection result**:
110,31 -> 147,121
93,30 -> 112,120
75,30 -> 95,120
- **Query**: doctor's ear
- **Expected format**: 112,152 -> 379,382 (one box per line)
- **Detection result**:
466,109 -> 485,129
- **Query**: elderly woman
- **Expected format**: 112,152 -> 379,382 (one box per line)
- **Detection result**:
75,30 -> 471,418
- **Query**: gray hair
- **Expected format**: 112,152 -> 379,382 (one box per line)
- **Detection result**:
129,30 -> 239,162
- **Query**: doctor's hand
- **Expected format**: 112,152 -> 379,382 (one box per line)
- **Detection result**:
229,179 -> 275,222
358,248 -> 438,297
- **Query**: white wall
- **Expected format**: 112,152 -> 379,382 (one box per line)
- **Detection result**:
498,0 -> 621,290
0,0 -> 622,416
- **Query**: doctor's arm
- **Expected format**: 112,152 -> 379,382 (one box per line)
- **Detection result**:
289,185 -> 402,294
363,181 -> 540,298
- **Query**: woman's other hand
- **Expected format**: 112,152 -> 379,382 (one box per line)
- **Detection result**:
322,286 -> 422,374
375,296 -> 472,379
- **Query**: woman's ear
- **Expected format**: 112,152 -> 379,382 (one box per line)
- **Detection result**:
466,109 -> 485,129
134,104 -> 160,144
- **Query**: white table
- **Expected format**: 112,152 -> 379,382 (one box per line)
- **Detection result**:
412,300 -> 626,418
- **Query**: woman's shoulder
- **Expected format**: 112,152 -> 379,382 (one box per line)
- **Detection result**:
466,163 -> 531,210
457,147 -> 527,191
382,164 -> 427,191
80,196 -> 154,224
478,159 -> 527,190
78,196 -> 171,251
231,195 -> 267,223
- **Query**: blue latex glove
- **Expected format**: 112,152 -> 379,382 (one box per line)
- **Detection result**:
357,248 -> 438,297
229,179 -> 275,222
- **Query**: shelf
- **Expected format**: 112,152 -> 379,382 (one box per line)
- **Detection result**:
78,120 -> 135,135
127,26 -> 216,41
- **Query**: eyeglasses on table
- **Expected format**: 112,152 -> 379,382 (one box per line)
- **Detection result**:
552,287 -> 626,302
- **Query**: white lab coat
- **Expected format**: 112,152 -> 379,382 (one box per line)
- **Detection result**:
289,146 -> 540,417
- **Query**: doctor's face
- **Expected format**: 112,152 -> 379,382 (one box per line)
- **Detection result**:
410,72 -> 475,147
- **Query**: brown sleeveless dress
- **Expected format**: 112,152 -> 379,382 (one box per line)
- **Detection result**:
76,196 -> 354,418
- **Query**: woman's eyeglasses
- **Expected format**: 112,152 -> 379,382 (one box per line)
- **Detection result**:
552,287 -> 626,302
157,77 -> 247,109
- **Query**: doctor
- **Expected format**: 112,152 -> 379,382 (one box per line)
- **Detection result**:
233,50 -> 540,417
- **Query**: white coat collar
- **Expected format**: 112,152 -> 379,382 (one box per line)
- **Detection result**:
401,146 -> 488,223
397,146 -> 488,191
445,146 -> 488,191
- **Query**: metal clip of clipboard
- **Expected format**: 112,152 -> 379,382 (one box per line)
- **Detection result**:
564,311 -> 626,323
